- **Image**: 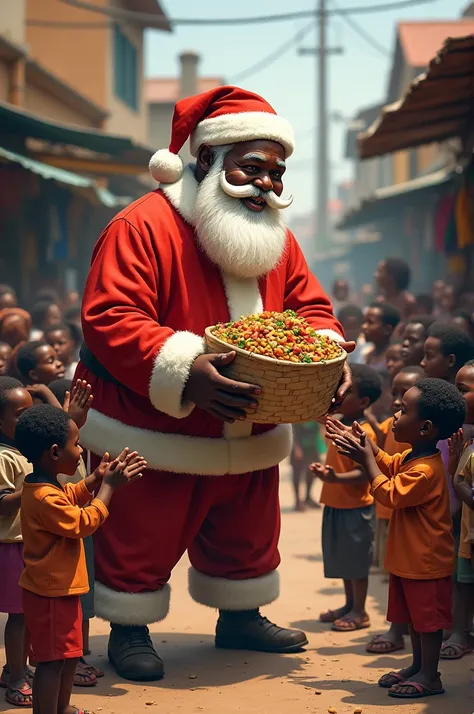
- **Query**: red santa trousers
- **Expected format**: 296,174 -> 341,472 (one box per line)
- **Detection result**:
91,455 -> 281,625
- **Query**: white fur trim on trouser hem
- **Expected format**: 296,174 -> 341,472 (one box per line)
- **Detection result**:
94,581 -> 170,625
80,409 -> 292,475
149,331 -> 205,419
191,112 -> 295,158
188,568 -> 280,610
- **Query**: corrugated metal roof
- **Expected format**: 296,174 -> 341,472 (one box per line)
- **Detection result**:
358,34 -> 474,160
0,102 -> 153,162
0,146 -> 130,207
336,168 -> 455,230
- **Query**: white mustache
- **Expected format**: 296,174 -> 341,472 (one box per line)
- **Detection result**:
219,170 -> 293,210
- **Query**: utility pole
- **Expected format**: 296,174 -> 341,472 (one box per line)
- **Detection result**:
299,0 -> 343,251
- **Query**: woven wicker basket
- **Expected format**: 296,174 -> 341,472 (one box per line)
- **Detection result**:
205,327 -> 346,424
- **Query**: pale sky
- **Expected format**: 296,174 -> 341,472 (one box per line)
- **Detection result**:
146,0 -> 468,218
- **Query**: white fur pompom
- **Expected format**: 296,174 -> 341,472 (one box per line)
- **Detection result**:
149,149 -> 183,184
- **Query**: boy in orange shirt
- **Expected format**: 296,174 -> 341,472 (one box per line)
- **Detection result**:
311,364 -> 382,633
16,404 -> 147,714
365,366 -> 424,656
330,378 -> 465,699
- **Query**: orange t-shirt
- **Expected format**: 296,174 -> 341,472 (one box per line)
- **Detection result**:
320,422 -> 375,509
376,417 -> 410,521
20,478 -> 109,597
372,449 -> 454,579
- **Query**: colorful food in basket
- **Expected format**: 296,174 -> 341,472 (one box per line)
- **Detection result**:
210,310 -> 344,364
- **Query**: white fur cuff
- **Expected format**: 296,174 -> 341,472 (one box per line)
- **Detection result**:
317,329 -> 344,343
95,581 -> 170,625
149,331 -> 206,419
188,568 -> 280,610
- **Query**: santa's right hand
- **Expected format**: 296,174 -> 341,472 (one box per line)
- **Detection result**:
183,352 -> 261,423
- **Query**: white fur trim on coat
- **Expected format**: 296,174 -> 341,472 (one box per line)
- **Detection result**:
160,163 -> 197,225
191,112 -> 295,158
95,581 -> 170,625
188,568 -> 279,610
317,329 -> 344,343
149,149 -> 183,184
80,409 -> 292,476
221,274 -> 263,321
149,331 -> 205,419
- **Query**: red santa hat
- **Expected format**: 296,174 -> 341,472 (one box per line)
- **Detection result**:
149,85 -> 295,184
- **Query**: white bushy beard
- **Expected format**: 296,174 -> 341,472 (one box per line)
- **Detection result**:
194,146 -> 288,279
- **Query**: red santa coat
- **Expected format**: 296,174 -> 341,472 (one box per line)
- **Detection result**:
76,166 -> 343,624
78,165 -> 343,477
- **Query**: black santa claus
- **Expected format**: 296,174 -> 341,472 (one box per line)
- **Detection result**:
77,86 -> 352,681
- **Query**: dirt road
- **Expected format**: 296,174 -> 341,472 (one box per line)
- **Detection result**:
1,471 -> 473,713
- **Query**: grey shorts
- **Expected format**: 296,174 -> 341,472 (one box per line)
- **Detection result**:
80,536 -> 95,620
322,505 -> 374,580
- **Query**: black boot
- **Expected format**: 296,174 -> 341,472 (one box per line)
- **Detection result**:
215,609 -> 308,653
108,624 -> 164,681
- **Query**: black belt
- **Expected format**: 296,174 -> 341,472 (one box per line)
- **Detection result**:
79,342 -> 122,386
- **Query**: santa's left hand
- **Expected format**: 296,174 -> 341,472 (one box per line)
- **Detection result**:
329,341 -> 354,412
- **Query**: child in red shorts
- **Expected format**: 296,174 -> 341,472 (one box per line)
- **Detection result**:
15,404 -> 146,714
328,378 -> 466,700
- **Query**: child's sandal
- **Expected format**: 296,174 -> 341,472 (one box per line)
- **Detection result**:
73,662 -> 97,687
5,680 -> 33,707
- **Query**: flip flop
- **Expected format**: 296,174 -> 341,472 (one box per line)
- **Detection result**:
332,615 -> 370,632
5,680 -> 33,707
71,708 -> 95,714
388,681 -> 445,699
74,661 -> 97,687
378,671 -> 407,688
440,641 -> 473,660
366,636 -> 405,654
319,609 -> 342,623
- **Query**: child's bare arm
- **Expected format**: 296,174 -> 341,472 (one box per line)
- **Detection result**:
26,384 -> 62,408
364,408 -> 385,448
0,489 -> 21,515
310,462 -> 367,484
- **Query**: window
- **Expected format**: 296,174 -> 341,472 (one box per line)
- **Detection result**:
113,23 -> 138,110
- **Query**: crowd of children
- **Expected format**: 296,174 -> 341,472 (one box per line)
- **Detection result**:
2,266 -> 474,708
303,260 -> 474,699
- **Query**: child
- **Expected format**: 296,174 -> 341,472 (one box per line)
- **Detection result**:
16,341 -> 65,386
45,324 -> 78,380
0,377 -> 34,707
421,322 -> 474,383
362,303 -> 401,370
312,364 -> 382,632
29,300 -> 62,341
440,359 -> 474,661
0,342 -> 12,377
364,366 -> 424,655
337,305 -> 365,365
400,315 -> 434,367
330,378 -> 466,699
362,303 -> 401,422
291,422 -> 322,511
385,340 -> 404,380
16,404 -> 147,714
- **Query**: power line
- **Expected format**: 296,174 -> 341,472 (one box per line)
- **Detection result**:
46,0 -> 438,29
229,22 -> 316,83
172,0 -> 438,24
333,0 -> 391,57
